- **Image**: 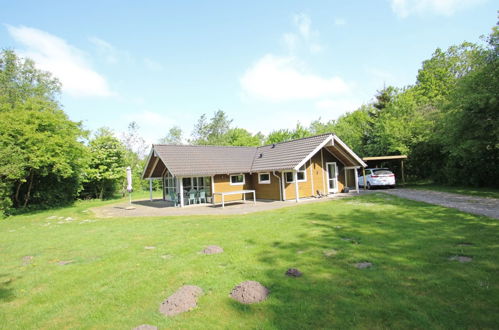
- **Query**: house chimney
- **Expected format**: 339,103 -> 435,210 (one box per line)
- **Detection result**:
259,153 -> 263,158
271,144 -> 276,148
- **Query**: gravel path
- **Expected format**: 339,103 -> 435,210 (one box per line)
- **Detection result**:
383,188 -> 499,219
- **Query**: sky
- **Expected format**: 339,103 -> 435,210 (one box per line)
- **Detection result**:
0,0 -> 497,144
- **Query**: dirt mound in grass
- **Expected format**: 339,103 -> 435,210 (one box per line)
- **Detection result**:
159,285 -> 203,316
22,256 -> 34,265
355,262 -> 372,269
202,245 -> 224,254
230,281 -> 269,304
449,255 -> 472,263
285,268 -> 303,277
133,325 -> 157,330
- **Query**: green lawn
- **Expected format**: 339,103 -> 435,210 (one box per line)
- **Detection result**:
405,182 -> 499,199
1,193 -> 498,329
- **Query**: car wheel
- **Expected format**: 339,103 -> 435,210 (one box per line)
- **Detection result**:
367,182 -> 371,190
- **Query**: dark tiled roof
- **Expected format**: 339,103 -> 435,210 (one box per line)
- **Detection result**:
152,144 -> 256,177
147,133 -> 341,177
251,134 -> 332,172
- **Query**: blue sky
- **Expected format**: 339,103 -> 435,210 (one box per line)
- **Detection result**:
1,0 -> 496,144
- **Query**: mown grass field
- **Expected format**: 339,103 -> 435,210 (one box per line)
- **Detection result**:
1,193 -> 498,329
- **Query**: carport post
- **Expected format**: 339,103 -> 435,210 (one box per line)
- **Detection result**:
362,168 -> 366,190
401,160 -> 405,185
149,179 -> 153,201
355,169 -> 359,194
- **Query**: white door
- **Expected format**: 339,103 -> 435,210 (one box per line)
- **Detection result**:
326,162 -> 338,193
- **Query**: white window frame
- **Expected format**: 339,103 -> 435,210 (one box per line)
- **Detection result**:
229,174 -> 245,186
258,172 -> 271,184
284,165 -> 307,183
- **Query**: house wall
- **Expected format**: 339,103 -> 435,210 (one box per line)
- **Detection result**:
345,169 -> 356,188
250,172 -> 281,200
323,149 -> 346,193
213,174 -> 254,203
283,148 -> 347,200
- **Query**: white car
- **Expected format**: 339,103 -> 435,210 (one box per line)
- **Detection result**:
358,168 -> 396,189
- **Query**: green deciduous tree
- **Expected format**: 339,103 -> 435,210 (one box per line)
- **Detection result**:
224,128 -> 263,146
0,50 -> 88,215
191,110 -> 233,145
82,128 -> 126,199
159,126 -> 183,145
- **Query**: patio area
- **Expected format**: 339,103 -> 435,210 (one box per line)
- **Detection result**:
91,192 -> 364,218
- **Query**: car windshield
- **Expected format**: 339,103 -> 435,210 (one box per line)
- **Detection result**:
373,170 -> 393,175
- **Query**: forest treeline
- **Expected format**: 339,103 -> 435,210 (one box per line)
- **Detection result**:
0,22 -> 497,215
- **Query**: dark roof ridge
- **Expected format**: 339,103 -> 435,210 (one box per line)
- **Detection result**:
153,144 -> 257,149
256,132 -> 333,149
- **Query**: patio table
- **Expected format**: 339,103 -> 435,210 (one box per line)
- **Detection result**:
213,190 -> 256,208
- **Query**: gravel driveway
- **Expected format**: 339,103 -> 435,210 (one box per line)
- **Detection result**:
382,188 -> 499,219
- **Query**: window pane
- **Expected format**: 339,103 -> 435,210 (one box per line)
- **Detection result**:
231,175 -> 243,183
285,172 -> 293,182
260,173 -> 270,182
297,172 -> 305,181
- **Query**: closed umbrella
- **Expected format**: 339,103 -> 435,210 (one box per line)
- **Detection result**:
126,166 -> 132,205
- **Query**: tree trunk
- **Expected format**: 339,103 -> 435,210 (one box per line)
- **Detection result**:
99,186 -> 104,200
14,181 -> 22,207
23,170 -> 34,208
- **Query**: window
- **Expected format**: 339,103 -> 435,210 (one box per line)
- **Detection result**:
285,165 -> 307,183
230,174 -> 245,185
258,172 -> 271,184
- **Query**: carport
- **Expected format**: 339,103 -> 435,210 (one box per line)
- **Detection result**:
361,155 -> 407,189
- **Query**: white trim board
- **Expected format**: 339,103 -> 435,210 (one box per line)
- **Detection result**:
333,135 -> 367,167
294,135 -> 334,170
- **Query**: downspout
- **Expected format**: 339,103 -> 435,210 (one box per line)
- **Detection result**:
273,171 -> 282,201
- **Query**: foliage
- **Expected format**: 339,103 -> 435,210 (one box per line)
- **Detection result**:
0,50 -> 87,215
0,49 -> 60,108
190,110 -> 263,146
224,128 -> 263,146
191,110 -> 233,145
265,123 -> 311,144
82,128 -> 126,199
435,27 -> 499,186
159,126 -> 183,145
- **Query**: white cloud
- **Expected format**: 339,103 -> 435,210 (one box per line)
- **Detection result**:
282,33 -> 299,52
390,0 -> 484,18
240,54 -> 349,102
144,58 -> 164,71
281,13 -> 323,54
334,18 -> 347,26
89,36 -> 119,64
294,13 -> 311,39
7,25 -> 113,97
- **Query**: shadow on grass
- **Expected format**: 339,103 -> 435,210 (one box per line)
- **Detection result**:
0,275 -> 16,302
229,194 -> 499,328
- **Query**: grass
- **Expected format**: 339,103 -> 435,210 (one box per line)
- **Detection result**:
1,193 -> 498,329
405,182 -> 499,199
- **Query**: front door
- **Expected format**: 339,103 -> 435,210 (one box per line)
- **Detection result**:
326,162 -> 338,193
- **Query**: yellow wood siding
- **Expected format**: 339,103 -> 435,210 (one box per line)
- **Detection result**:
213,174 -> 254,203
251,172 -> 281,200
283,158 -> 320,199
323,149 -> 346,193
